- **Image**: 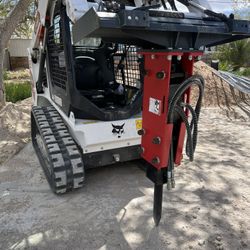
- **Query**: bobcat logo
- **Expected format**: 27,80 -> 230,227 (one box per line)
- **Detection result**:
112,123 -> 125,138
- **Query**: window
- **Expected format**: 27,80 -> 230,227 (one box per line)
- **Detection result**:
75,38 -> 102,47
54,15 -> 61,44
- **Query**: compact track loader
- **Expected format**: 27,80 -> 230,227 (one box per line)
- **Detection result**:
29,0 -> 250,225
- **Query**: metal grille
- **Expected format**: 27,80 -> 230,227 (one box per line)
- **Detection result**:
73,46 -> 97,54
73,44 -> 141,88
113,45 -> 141,88
47,15 -> 67,90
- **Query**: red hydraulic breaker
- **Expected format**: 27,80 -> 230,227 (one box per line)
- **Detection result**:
139,51 -> 204,226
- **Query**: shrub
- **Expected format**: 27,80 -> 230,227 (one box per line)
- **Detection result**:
3,70 -> 8,80
5,82 -> 31,103
4,69 -> 30,81
237,68 -> 250,77
214,39 -> 250,71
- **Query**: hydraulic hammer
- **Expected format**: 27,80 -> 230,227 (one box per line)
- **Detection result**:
139,51 -> 204,226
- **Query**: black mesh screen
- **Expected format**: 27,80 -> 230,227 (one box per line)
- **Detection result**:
73,44 -> 141,88
47,15 -> 67,90
113,45 -> 141,88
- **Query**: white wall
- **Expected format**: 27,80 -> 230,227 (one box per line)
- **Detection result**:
8,39 -> 32,57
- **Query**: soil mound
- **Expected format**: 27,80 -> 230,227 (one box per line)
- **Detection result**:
0,98 -> 32,165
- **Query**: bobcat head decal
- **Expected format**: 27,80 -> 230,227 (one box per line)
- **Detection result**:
112,123 -> 125,138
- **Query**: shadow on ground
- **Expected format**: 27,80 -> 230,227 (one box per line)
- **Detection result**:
0,109 -> 250,249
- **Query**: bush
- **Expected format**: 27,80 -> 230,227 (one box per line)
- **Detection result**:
214,39 -> 250,71
4,69 -> 30,81
218,61 -> 232,72
236,68 -> 250,78
5,82 -> 31,103
3,70 -> 8,80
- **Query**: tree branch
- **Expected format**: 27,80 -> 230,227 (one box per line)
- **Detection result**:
1,0 -> 32,46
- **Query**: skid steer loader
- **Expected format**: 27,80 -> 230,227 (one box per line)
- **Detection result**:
29,0 -> 250,225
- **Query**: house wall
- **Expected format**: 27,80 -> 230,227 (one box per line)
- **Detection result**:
8,39 -> 32,69
8,39 -> 32,57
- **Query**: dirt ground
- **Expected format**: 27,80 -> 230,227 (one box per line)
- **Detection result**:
0,98 -> 32,165
193,61 -> 250,112
0,107 -> 249,250
0,64 -> 250,249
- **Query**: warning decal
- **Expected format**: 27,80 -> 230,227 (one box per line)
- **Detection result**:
136,119 -> 142,130
149,97 -> 161,115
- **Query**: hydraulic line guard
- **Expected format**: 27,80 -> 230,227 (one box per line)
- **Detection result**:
139,51 -> 204,226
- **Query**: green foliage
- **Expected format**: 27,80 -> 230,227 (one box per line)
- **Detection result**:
214,39 -> 250,72
4,69 -> 30,80
5,82 -> 31,103
0,0 -> 36,38
3,70 -> 8,81
3,69 -> 31,102
218,61 -> 232,71
213,1 -> 250,76
235,68 -> 250,77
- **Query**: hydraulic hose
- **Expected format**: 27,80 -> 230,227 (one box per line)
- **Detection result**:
167,142 -> 175,190
168,75 -> 205,162
181,102 -> 198,158
168,75 -> 204,123
174,105 -> 194,161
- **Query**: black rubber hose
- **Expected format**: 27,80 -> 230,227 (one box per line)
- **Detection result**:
161,0 -> 168,9
174,106 -> 194,161
168,142 -> 174,175
181,102 -> 198,157
168,75 -> 204,123
168,75 -> 205,162
168,0 -> 178,11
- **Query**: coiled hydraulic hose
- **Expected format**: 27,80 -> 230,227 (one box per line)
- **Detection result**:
181,102 -> 198,159
168,75 -> 205,162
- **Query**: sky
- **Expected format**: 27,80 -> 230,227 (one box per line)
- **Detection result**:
175,0 -> 250,16
208,0 -> 249,13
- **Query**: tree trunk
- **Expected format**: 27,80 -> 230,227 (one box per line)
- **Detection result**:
0,0 -> 33,108
0,49 -> 5,109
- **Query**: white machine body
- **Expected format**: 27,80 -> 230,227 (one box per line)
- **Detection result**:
30,86 -> 142,154
29,0 -> 212,156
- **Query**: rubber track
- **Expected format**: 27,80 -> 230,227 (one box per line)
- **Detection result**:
31,106 -> 85,194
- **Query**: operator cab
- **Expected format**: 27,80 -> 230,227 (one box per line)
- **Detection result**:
73,39 -> 142,109
46,6 -> 143,120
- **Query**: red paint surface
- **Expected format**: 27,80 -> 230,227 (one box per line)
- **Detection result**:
139,51 -> 203,169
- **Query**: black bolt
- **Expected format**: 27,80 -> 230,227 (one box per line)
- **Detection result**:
152,137 -> 161,145
139,146 -> 145,154
156,71 -> 166,80
138,129 -> 145,136
152,157 -> 160,164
